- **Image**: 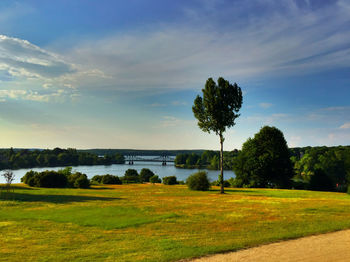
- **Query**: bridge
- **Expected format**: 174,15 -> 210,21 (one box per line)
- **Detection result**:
124,155 -> 175,166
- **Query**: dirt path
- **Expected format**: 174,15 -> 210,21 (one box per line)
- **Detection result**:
190,229 -> 350,262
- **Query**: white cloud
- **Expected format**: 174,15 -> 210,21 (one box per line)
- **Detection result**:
340,122 -> 350,129
0,89 -> 75,103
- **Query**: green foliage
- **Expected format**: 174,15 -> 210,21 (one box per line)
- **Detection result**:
0,147 -> 125,170
67,172 -> 90,188
192,77 -> 243,193
122,169 -> 139,183
162,176 -> 177,185
101,174 -> 122,185
192,77 -> 243,135
74,174 -> 90,189
227,177 -> 244,188
233,126 -> 294,188
175,150 -> 237,170
186,171 -> 210,191
149,175 -> 161,183
22,169 -> 89,188
211,179 -> 230,188
21,170 -> 38,184
308,169 -> 334,192
31,171 -> 68,188
91,175 -> 103,184
139,168 -> 155,183
292,146 -> 350,190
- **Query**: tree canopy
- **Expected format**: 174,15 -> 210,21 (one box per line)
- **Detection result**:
233,126 -> 293,188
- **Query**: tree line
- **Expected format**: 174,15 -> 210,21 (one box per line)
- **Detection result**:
0,148 -> 125,170
174,150 -> 238,170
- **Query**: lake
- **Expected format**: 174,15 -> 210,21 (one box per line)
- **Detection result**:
0,161 -> 235,184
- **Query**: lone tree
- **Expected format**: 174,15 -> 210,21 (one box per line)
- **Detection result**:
192,77 -> 243,193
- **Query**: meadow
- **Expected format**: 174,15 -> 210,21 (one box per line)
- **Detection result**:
1,184 -> 350,261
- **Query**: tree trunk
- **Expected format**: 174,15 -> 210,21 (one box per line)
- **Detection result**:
219,133 -> 224,194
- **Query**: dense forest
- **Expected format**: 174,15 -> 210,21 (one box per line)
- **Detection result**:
0,148 -> 125,170
289,145 -> 350,191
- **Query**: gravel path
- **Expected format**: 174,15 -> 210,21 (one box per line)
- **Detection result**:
190,229 -> 350,262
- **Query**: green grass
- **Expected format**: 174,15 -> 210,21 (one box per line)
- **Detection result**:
1,184 -> 350,261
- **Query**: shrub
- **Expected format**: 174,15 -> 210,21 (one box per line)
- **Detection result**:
27,177 -> 36,187
291,178 -> 309,190
91,175 -> 103,184
227,177 -> 243,188
308,169 -> 334,191
211,179 -> 230,187
186,171 -> 210,191
21,170 -> 89,188
123,169 -> 139,183
33,170 -> 68,188
139,168 -> 155,183
163,176 -> 177,185
347,186 -> 350,195
74,175 -> 90,188
101,174 -> 122,184
150,175 -> 161,183
21,170 -> 38,184
67,172 -> 89,188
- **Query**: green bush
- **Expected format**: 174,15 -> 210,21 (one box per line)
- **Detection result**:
150,175 -> 161,183
122,169 -> 139,183
74,175 -> 90,188
163,176 -> 177,185
186,171 -> 210,191
91,175 -> 103,184
67,172 -> 89,188
347,186 -> 350,194
101,174 -> 122,185
139,168 -> 155,183
22,169 -> 90,188
21,170 -> 38,184
308,169 -> 334,191
227,177 -> 243,188
211,179 -> 230,187
33,170 -> 68,188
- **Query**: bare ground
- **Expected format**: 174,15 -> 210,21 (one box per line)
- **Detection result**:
190,229 -> 350,262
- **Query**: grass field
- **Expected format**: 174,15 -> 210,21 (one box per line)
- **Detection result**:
1,184 -> 350,261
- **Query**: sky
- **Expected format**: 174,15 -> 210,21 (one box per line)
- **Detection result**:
0,0 -> 349,150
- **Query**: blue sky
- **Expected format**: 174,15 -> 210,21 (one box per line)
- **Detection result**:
0,0 -> 349,150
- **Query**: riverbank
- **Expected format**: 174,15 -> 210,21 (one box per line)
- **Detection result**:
1,184 -> 350,261
0,164 -> 235,184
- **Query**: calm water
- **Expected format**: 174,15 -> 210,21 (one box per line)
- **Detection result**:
0,161 -> 235,184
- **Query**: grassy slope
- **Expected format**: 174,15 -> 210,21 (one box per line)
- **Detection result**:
1,184 -> 350,261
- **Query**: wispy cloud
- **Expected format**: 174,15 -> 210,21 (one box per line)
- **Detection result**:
259,102 -> 273,109
57,0 -> 350,94
0,89 -> 76,103
149,103 -> 166,107
0,35 -> 75,79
